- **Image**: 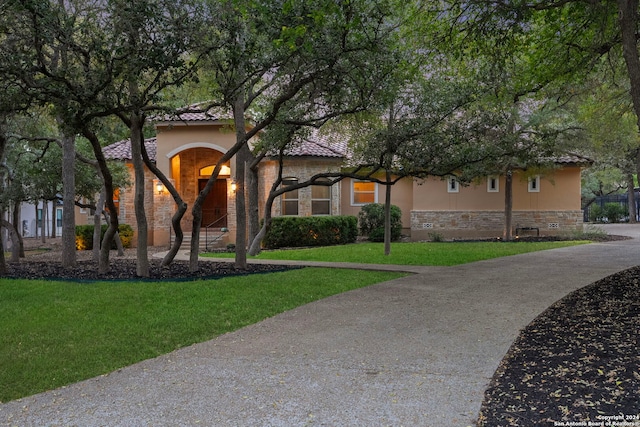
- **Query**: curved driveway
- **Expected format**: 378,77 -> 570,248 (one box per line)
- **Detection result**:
2,224 -> 639,426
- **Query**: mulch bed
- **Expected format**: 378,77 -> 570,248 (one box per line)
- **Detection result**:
477,266 -> 640,426
5,258 -> 297,282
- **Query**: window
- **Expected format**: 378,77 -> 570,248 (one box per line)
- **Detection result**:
281,177 -> 299,215
487,176 -> 499,192
312,179 -> 331,215
352,181 -> 376,205
37,208 -> 42,228
56,208 -> 63,228
447,176 -> 459,193
528,175 -> 540,193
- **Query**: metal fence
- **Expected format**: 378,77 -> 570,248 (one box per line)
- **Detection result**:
583,193 -> 640,222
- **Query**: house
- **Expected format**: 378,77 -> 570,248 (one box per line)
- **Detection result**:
100,110 -> 589,247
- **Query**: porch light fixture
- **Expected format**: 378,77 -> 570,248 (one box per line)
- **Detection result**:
156,182 -> 164,194
231,181 -> 237,192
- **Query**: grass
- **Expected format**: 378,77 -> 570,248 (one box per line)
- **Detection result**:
203,240 -> 589,266
0,268 -> 404,403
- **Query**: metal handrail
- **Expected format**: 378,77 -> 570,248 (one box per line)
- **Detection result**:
204,214 -> 228,230
169,214 -> 229,249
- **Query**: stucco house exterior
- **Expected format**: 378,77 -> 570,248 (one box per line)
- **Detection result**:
95,110 -> 589,247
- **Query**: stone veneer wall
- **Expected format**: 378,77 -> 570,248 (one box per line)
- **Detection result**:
410,210 -> 584,240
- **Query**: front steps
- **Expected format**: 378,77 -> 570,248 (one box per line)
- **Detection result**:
171,228 -> 229,252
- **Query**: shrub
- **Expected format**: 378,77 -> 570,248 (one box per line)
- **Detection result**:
358,203 -> 402,242
263,216 -> 358,249
588,205 -> 604,223
603,203 -> 627,223
75,224 -> 134,250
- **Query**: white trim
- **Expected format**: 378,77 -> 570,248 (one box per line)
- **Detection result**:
166,142 -> 228,158
487,176 -> 499,193
447,176 -> 459,193
528,175 -> 541,193
351,180 -> 378,206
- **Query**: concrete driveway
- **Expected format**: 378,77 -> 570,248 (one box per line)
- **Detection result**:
1,224 -> 639,426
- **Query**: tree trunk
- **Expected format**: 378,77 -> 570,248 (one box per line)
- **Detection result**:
249,191 -> 277,256
233,96 -> 250,270
11,202 -> 24,259
0,225 -> 5,275
93,190 -> 105,262
247,162 -> 260,247
82,126 -> 118,273
2,219 -> 21,263
140,139 -> 188,267
504,169 -> 513,241
34,204 -> 38,240
383,171 -> 392,256
50,199 -> 56,238
129,113 -> 149,277
627,173 -> 637,223
0,129 -> 6,275
41,200 -> 46,243
618,0 -> 640,133
61,132 -> 76,267
188,141 -> 245,272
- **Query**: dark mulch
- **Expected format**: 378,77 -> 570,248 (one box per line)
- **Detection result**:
5,258 -> 297,282
477,266 -> 640,426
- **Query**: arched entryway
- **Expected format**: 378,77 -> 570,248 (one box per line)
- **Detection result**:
167,145 -> 232,232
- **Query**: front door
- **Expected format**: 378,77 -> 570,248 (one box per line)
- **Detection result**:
199,179 -> 228,227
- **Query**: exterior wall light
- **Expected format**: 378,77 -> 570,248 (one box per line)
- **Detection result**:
231,181 -> 237,192
156,182 -> 164,194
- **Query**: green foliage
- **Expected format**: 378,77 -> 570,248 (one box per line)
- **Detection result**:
428,232 -> 444,242
589,203 -> 627,223
603,203 -> 627,223
358,203 -> 402,242
75,224 -> 134,250
263,216 -> 358,249
588,204 -> 604,223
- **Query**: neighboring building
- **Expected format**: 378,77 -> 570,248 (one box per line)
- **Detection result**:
15,199 -> 63,238
102,110 -> 590,247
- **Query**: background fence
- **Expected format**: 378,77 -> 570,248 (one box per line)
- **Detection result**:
583,192 -> 640,223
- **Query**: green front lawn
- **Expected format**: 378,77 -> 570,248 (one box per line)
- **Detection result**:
203,240 -> 589,266
0,268 -> 404,402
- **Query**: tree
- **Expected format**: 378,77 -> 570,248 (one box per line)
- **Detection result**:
109,0 -> 206,276
191,0 -> 404,271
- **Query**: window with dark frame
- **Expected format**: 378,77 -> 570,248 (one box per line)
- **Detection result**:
281,177 -> 299,215
312,179 -> 331,215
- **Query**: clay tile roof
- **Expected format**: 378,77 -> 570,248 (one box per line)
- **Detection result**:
553,153 -> 593,166
285,138 -> 347,158
277,128 -> 348,158
103,138 -> 157,162
155,103 -> 236,123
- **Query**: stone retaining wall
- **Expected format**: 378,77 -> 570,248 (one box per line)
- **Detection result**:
410,210 -> 584,240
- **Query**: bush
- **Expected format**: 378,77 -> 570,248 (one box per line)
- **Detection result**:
603,203 -> 627,223
588,204 -> 604,223
75,224 -> 134,250
358,203 -> 402,242
263,216 -> 358,249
